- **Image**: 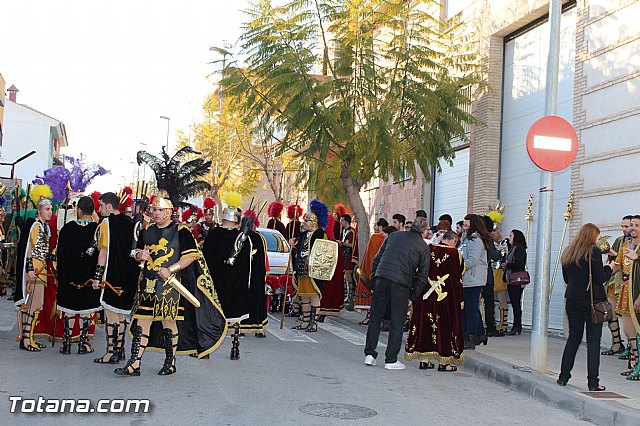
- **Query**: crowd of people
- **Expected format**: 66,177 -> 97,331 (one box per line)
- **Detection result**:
3,164 -> 640,390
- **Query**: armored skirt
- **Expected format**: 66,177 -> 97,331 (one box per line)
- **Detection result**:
56,221 -> 101,314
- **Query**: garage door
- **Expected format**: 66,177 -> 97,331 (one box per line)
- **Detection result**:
433,147 -> 470,226
499,7 -> 576,331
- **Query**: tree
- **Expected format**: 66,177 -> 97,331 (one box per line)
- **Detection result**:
177,91 -> 262,204
220,0 -> 479,252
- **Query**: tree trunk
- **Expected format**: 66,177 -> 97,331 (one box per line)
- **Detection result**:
340,164 -> 368,263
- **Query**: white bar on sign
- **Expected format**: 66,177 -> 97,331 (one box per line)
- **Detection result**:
533,135 -> 572,151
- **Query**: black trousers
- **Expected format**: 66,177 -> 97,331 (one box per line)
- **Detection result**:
507,285 -> 524,328
559,298 -> 602,388
482,281 -> 495,332
364,277 -> 410,364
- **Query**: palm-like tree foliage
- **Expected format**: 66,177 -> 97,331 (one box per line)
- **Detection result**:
137,146 -> 212,208
220,0 -> 479,249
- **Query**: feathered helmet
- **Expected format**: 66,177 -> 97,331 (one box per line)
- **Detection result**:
222,192 -> 242,223
286,203 -> 303,220
90,191 -> 101,212
30,184 -> 54,207
119,186 -> 133,205
306,199 -> 328,231
486,200 -> 505,230
334,203 -> 346,217
243,209 -> 260,228
118,195 -> 134,214
182,205 -> 203,223
267,201 -> 284,219
326,213 -> 336,240
151,190 -> 174,210
203,197 -> 216,215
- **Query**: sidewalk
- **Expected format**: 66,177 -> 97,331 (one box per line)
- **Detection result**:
462,330 -> 640,424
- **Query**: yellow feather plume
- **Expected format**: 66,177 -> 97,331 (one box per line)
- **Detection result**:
222,192 -> 243,209
487,210 -> 504,225
29,184 -> 53,205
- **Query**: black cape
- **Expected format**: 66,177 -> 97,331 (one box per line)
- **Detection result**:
133,223 -> 228,358
240,231 -> 268,333
266,218 -> 286,236
14,217 -> 36,306
100,214 -> 139,313
203,226 -> 251,323
56,221 -> 101,314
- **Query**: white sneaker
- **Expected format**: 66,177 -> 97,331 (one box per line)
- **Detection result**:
364,355 -> 376,366
384,361 -> 406,370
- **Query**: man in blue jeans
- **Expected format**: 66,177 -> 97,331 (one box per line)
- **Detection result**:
364,216 -> 430,370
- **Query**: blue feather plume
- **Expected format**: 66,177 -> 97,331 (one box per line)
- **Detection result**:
309,199 -> 329,229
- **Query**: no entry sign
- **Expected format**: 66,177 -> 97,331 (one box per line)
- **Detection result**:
526,116 -> 578,172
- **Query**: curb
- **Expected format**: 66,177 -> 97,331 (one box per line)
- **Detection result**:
462,351 -> 640,425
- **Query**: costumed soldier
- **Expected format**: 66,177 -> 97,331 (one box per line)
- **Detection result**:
203,192 -> 252,359
114,193 -> 227,376
192,197 -> 216,245
181,205 -> 203,231
339,213 -> 356,306
405,233 -> 464,371
56,196 -> 101,355
240,209 -> 269,337
285,203 -> 303,241
266,201 -> 286,236
318,213 -> 345,321
291,199 -> 333,332
15,184 -> 54,352
93,192 -> 140,365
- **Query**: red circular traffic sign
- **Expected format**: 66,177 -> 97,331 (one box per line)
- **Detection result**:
526,116 -> 578,172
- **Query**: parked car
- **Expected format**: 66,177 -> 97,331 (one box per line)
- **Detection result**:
257,228 -> 290,276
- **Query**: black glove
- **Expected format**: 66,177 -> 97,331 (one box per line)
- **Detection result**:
410,283 -> 423,302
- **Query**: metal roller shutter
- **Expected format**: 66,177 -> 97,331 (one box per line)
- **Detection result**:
433,147 -> 470,226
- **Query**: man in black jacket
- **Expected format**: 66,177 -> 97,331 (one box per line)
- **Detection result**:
364,217 -> 430,370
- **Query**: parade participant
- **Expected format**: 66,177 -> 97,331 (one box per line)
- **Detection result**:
339,214 -> 356,306
405,235 -> 464,371
93,192 -> 140,365
481,215 -> 504,339
601,215 -> 632,356
203,192 -> 252,359
490,225 -> 510,334
355,218 -> 387,325
192,197 -> 216,245
266,201 -> 286,236
364,217 -> 430,370
56,196 -> 101,355
318,213 -> 345,321
614,215 -> 640,380
181,205 -> 203,230
291,199 -> 330,332
285,203 -> 303,241
239,209 -> 269,337
15,184 -> 54,352
118,187 -> 134,218
116,193 -> 227,376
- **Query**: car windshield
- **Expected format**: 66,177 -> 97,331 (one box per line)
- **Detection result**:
262,232 -> 289,253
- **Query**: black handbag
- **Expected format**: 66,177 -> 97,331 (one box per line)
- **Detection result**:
589,251 -> 614,324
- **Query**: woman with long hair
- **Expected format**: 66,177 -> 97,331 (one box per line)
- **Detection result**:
505,229 -> 527,335
460,214 -> 491,349
557,223 -> 614,391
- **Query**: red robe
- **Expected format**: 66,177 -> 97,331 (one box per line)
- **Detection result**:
404,244 -> 464,365
319,246 -> 344,317
354,233 -> 384,310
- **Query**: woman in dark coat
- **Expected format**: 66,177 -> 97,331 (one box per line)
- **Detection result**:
558,223 -> 615,391
505,229 -> 527,335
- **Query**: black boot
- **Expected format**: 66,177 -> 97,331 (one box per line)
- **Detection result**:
158,328 -> 178,376
464,334 -> 476,350
114,325 -> 147,376
94,323 -> 119,364
230,323 -> 240,360
59,316 -> 71,355
78,317 -> 93,354
306,307 -> 318,332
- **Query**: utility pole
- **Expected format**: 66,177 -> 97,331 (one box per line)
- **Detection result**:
530,0 -> 562,373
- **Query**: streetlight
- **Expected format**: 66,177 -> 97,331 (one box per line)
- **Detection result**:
160,116 -> 170,151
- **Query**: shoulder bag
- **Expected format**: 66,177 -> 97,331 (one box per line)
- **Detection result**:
508,246 -> 530,286
589,251 -> 614,324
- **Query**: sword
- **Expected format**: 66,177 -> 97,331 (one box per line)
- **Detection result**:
423,274 -> 449,302
165,274 -> 200,308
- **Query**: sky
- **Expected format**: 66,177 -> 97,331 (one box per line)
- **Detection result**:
1,0 -> 251,191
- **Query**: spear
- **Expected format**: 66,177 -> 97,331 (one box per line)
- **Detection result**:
524,193 -> 534,244
549,192 -> 574,302
281,197 -> 299,329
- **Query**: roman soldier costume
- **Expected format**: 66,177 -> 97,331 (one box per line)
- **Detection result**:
285,203 -> 303,241
193,197 -> 216,245
56,206 -> 100,354
405,244 -> 464,371
266,201 -> 286,236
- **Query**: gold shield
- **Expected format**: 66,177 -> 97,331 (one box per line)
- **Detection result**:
308,239 -> 339,281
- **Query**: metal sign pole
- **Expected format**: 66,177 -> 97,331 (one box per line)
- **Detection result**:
530,0 -> 562,373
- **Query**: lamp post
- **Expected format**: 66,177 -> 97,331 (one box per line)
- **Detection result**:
160,116 -> 170,151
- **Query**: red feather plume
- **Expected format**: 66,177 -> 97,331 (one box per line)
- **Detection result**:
286,203 -> 303,220
326,214 -> 336,240
181,207 -> 195,223
203,197 -> 216,210
243,209 -> 260,228
90,191 -> 101,212
118,195 -> 134,213
267,201 -> 284,218
334,203 -> 346,216
122,186 -> 133,196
